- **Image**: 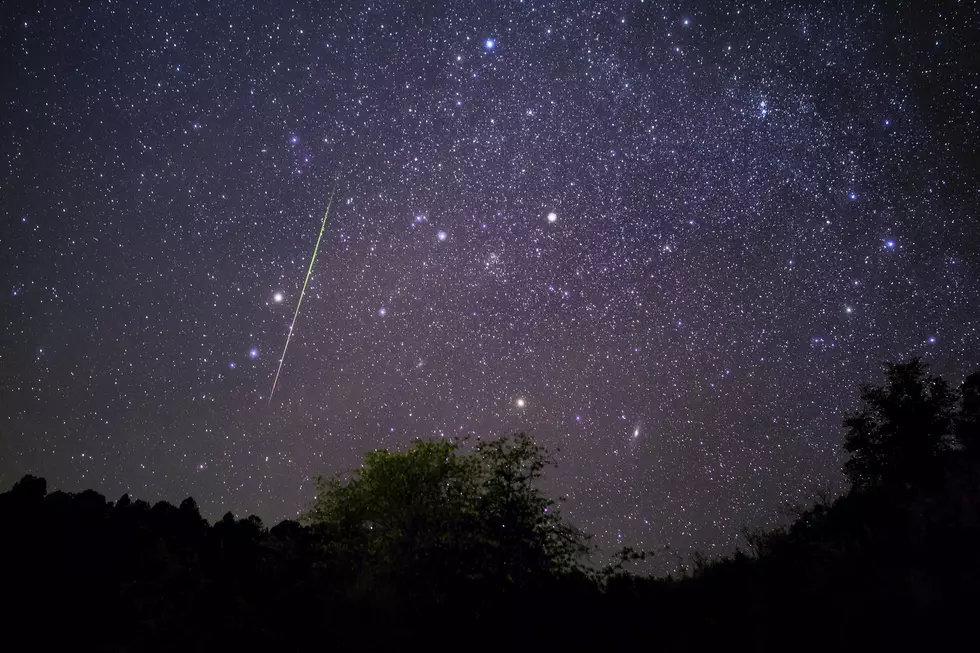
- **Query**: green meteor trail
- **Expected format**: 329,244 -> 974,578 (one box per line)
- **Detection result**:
269,184 -> 339,405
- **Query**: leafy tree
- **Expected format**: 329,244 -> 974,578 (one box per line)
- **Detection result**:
843,358 -> 958,490
303,434 -> 590,600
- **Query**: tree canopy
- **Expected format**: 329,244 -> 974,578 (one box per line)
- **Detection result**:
843,358 -> 958,490
303,434 -> 590,600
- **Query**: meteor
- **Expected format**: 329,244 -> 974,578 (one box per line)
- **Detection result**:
269,182 -> 339,405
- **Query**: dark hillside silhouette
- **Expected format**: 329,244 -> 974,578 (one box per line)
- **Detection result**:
2,359 -> 979,651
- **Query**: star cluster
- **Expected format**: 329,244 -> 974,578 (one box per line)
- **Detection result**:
2,0 -> 978,561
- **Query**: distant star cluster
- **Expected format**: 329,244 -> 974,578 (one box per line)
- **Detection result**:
1,1 -> 978,562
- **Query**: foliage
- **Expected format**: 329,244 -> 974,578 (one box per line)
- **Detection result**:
303,434 -> 590,601
843,358 -> 958,490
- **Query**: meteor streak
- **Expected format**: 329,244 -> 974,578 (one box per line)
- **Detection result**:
269,183 -> 339,405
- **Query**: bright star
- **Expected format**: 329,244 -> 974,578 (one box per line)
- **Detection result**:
849,192 -> 857,200
249,349 -> 259,359
547,212 -> 558,223
273,292 -> 283,303
516,398 -> 526,408
885,240 -> 895,249
485,39 -> 495,49
437,230 -> 447,241
378,307 -> 386,316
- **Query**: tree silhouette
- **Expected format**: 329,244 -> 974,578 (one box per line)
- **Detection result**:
843,358 -> 958,490
304,434 -> 589,599
957,372 -> 980,454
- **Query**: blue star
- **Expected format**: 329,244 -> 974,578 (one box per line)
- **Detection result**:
249,348 -> 259,359
849,192 -> 857,201
485,38 -> 495,50
885,240 -> 895,249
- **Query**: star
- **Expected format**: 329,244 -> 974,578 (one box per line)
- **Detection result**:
249,349 -> 259,359
547,212 -> 558,223
484,39 -> 495,50
515,398 -> 526,408
273,292 -> 283,303
437,230 -> 447,241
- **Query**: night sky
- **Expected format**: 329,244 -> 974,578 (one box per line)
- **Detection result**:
2,0 -> 979,560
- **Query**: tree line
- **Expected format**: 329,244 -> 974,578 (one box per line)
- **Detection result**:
2,358 -> 979,651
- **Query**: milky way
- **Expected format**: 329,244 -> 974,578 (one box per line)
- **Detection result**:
2,0 -> 978,561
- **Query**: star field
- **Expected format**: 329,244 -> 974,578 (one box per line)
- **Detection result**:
2,0 -> 979,561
